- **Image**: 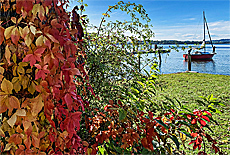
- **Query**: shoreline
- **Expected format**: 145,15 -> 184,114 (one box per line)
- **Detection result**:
160,71 -> 230,76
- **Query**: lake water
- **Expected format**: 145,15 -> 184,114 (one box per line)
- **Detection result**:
142,44 -> 230,75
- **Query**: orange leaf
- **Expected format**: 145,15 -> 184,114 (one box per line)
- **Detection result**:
51,19 -> 63,28
0,92 -> 8,114
0,26 -> 4,45
24,136 -> 31,149
9,134 -> 23,145
16,125 -> 23,133
8,96 -> 20,112
31,133 -> 40,148
30,95 -> 44,116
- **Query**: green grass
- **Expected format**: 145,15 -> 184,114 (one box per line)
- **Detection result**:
155,73 -> 230,154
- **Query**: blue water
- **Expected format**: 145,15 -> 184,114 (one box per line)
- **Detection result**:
141,44 -> 230,75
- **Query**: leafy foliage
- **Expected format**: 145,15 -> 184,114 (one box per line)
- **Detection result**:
0,0 -> 90,154
0,0 -> 223,154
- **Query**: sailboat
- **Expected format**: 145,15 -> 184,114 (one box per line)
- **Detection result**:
183,11 -> 216,60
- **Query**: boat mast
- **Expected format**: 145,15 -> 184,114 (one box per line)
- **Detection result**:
203,11 -> 215,53
203,11 -> 206,52
204,13 -> 215,53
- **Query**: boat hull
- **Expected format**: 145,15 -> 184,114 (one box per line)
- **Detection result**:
183,53 -> 215,60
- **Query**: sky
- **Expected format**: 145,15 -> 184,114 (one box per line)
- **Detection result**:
69,0 -> 230,41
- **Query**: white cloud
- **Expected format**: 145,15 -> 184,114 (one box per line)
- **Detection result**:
152,20 -> 230,41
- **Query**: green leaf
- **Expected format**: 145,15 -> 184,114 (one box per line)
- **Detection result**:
136,81 -> 145,88
169,134 -> 180,150
174,98 -> 182,108
178,129 -> 192,138
196,100 -> 206,106
119,108 -> 127,121
154,119 -> 169,129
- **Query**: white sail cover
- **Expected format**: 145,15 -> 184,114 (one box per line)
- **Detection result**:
200,40 -> 205,48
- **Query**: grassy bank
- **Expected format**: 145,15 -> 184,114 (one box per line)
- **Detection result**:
155,73 -> 230,154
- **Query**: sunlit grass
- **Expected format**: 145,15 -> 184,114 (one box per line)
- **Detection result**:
155,73 -> 230,154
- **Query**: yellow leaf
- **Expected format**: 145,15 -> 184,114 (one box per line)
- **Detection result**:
1,78 -> 13,94
36,35 -> 44,46
38,5 -> 45,21
13,81 -> 21,93
17,65 -> 25,74
4,143 -> 12,151
102,13 -> 107,16
11,27 -> 20,44
28,82 -> 36,95
21,75 -> 29,89
21,26 -> 29,38
7,114 -> 17,128
4,26 -> 14,39
30,25 -> 36,35
179,132 -> 186,141
13,66 -> 17,76
26,69 -> 32,73
45,6 -> 49,15
0,128 -> 5,137
12,53 -> 17,63
5,45 -> 11,64
19,62 -> 28,67
25,33 -> 33,47
87,148 -> 92,155
17,16 -> 23,23
32,4 -> 40,16
0,66 -> 4,74
15,109 -> 26,116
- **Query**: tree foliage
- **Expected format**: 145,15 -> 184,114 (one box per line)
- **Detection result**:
0,0 -> 223,154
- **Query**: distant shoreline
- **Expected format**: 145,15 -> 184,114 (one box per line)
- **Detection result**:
149,39 -> 230,45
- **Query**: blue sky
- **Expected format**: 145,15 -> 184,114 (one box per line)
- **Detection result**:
69,0 -> 230,41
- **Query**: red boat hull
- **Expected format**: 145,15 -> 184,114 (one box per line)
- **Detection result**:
183,53 -> 215,60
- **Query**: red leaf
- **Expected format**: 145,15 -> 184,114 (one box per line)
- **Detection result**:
16,0 -> 34,13
212,144 -> 219,153
204,111 -> 212,116
199,119 -> 206,126
141,137 -> 148,148
64,93 -> 72,109
187,114 -> 191,119
191,118 -> 197,124
148,111 -> 153,120
191,132 -> 198,138
23,48 -> 46,67
201,115 -> 210,122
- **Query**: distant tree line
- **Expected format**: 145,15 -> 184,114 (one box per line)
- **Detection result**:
149,39 -> 230,45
